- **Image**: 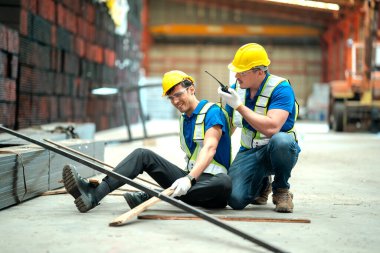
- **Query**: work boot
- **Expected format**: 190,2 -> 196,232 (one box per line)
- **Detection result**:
252,181 -> 272,205
272,188 -> 294,213
123,191 -> 152,209
62,164 -> 98,213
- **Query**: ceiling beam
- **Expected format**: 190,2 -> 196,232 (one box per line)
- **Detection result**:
172,0 -> 337,27
150,24 -> 321,37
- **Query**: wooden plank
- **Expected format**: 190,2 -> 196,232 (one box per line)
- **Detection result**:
109,188 -> 174,226
138,214 -> 311,224
40,187 -> 128,196
40,188 -> 67,196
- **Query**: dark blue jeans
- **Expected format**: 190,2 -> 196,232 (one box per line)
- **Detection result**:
228,132 -> 300,210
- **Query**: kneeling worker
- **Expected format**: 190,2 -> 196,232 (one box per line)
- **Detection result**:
218,43 -> 301,213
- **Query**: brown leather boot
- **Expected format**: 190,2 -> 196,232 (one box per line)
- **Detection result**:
252,181 -> 272,205
272,188 -> 294,213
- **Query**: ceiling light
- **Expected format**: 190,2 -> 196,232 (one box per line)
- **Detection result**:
266,0 -> 340,11
91,87 -> 119,96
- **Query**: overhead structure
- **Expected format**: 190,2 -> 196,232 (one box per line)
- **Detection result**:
150,24 -> 321,37
141,0 -> 364,73
141,1 -> 380,133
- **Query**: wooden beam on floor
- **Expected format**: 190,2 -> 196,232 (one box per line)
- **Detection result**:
109,188 -> 174,226
138,214 -> 311,223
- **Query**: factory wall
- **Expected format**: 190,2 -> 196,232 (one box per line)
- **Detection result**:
148,44 -> 322,112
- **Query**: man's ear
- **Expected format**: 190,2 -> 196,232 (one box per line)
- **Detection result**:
189,85 -> 195,95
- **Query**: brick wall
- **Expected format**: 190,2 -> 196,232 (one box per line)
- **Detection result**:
0,0 -> 142,131
0,23 -> 18,129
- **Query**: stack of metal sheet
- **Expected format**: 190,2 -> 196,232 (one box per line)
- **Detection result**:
0,139 -> 104,210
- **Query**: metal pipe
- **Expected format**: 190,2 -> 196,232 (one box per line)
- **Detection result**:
0,125 -> 286,253
119,91 -> 132,140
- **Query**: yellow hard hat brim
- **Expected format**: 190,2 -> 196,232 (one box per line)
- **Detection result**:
228,62 -> 250,73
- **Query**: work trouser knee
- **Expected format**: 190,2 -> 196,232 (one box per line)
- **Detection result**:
103,148 -> 186,191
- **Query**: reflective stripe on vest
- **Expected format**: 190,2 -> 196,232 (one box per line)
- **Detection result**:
179,102 -> 230,175
232,82 -> 246,128
232,75 -> 298,149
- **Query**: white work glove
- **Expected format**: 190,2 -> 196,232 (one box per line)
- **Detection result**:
170,176 -> 192,197
217,87 -> 242,109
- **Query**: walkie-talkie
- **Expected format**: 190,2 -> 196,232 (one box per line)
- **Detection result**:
205,71 -> 230,94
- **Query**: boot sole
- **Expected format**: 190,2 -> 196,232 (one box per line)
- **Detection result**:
62,165 -> 82,199
275,206 -> 294,213
74,195 -> 94,213
62,165 -> 94,213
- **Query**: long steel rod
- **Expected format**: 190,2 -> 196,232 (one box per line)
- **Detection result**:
0,126 -> 286,253
43,139 -> 160,188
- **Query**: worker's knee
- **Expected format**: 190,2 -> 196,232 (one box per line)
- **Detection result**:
269,132 -> 293,149
228,197 -> 247,210
228,191 -> 249,210
130,147 -> 152,158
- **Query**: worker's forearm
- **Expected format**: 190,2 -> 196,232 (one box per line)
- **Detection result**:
189,145 -> 216,179
236,105 -> 279,136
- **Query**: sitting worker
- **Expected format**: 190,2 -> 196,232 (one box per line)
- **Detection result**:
62,70 -> 232,212
218,43 -> 301,213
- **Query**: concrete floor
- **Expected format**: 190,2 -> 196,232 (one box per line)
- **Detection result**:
0,121 -> 379,253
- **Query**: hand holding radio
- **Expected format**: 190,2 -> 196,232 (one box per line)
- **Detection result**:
217,87 -> 242,109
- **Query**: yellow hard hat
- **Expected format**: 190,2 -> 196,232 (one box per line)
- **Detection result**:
162,70 -> 194,96
228,43 -> 271,73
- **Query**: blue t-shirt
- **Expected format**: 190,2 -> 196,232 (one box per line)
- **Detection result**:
226,72 -> 297,133
181,100 -> 231,170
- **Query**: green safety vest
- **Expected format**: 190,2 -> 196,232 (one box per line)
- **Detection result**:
179,102 -> 230,175
232,74 -> 298,149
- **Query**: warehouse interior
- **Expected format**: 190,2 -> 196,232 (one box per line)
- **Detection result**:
0,1 -> 379,253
